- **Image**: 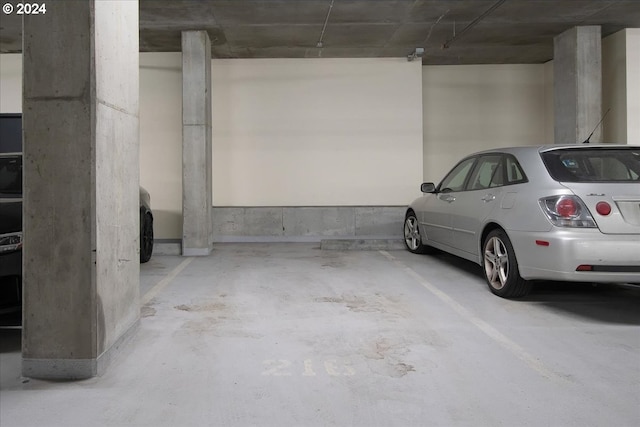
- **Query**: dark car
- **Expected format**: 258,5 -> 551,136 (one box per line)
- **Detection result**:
0,153 -> 22,312
139,187 -> 154,263
0,153 -> 154,311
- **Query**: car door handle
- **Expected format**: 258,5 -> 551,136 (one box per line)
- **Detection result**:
481,194 -> 496,202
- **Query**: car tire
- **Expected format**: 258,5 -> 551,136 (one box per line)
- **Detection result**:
140,212 -> 154,263
404,211 -> 432,254
482,229 -> 531,298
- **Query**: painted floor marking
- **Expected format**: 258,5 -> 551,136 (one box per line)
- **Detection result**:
379,250 -> 564,382
141,258 -> 195,306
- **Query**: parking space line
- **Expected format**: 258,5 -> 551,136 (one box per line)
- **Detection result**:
141,258 -> 194,306
379,250 -> 564,383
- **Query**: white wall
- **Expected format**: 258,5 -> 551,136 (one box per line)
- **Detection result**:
211,58 -> 424,206
6,39 -> 637,239
0,54 -> 21,113
544,61 -> 554,144
602,30 -> 628,143
598,28 -> 640,144
422,64 -> 547,183
139,56 -> 424,238
139,53 -> 183,239
625,29 -> 640,144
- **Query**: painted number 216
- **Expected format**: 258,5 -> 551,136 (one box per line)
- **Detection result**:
262,359 -> 355,377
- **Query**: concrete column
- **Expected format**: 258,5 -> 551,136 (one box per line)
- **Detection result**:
182,31 -> 213,256
22,0 -> 140,379
554,26 -> 602,144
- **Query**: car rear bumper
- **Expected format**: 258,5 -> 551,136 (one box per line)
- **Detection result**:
0,249 -> 22,278
509,229 -> 640,283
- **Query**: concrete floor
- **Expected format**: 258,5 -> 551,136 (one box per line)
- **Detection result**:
1,243 -> 639,426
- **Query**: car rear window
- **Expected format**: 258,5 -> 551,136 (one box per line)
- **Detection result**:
0,156 -> 22,195
541,148 -> 640,182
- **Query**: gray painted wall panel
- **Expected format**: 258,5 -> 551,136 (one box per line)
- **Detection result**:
283,207 -> 356,237
214,207 -> 283,236
211,206 -> 405,242
354,206 -> 405,236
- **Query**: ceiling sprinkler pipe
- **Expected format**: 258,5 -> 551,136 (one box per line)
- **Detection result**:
442,0 -> 507,49
317,0 -> 335,49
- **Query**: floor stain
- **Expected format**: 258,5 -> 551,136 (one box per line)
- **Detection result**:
141,306 -> 156,318
391,362 -> 415,378
183,317 -> 221,331
315,297 -> 344,304
364,338 -> 395,360
314,294 -> 409,317
174,302 -> 227,312
321,260 -> 346,268
183,318 -> 262,339
362,337 -> 417,378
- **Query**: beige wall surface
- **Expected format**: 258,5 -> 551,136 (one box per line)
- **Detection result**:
602,30 -> 628,143
211,58 -> 424,207
544,61 -> 554,144
0,54 -> 21,113
139,53 -> 183,239
422,64 -> 547,183
626,29 -> 640,144
139,56 -> 424,237
4,41 -> 637,239
601,28 -> 640,145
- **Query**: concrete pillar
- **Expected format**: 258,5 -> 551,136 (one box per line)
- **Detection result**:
182,31 -> 213,256
22,0 -> 140,379
554,26 -> 602,144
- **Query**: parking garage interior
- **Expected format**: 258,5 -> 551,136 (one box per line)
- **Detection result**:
0,1 -> 639,426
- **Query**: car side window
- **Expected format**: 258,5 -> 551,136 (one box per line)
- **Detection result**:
439,157 -> 476,192
466,155 -> 503,190
505,155 -> 527,184
0,157 -> 22,195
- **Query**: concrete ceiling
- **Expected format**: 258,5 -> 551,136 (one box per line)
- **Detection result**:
1,0 -> 639,64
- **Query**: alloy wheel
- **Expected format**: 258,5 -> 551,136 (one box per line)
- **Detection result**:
143,218 -> 153,253
404,216 -> 421,251
140,214 -> 154,263
484,236 -> 509,289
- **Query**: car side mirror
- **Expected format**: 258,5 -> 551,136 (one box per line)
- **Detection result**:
420,182 -> 436,193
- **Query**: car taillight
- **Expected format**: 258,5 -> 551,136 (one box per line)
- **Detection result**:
539,195 -> 596,228
556,198 -> 578,217
595,201 -> 611,216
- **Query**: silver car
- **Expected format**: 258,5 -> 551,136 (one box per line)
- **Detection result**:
404,145 -> 640,298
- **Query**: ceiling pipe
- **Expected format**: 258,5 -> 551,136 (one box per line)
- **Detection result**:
442,0 -> 507,49
316,0 -> 335,49
423,10 -> 449,45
